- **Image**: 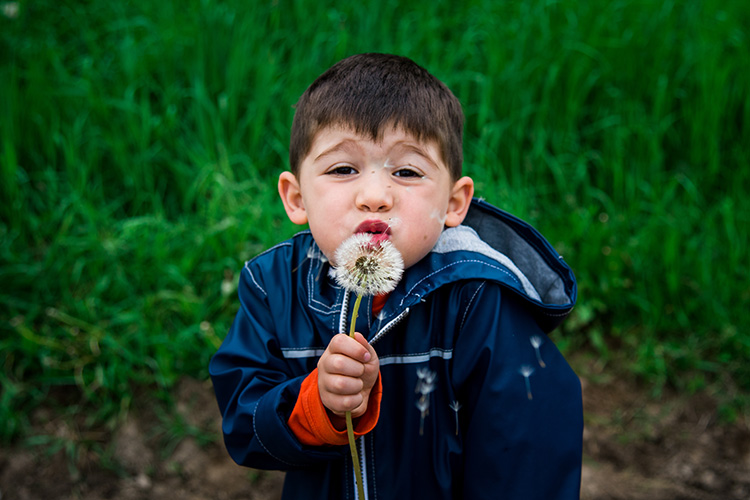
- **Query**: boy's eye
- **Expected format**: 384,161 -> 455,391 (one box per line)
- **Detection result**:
326,165 -> 358,176
393,167 -> 423,178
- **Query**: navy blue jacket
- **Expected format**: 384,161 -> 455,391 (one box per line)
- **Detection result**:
210,199 -> 583,499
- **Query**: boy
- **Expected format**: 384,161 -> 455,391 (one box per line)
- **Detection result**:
210,53 -> 582,499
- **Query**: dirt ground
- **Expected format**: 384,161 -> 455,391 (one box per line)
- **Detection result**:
1,367 -> 748,500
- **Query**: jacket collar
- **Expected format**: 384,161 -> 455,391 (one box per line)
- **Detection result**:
305,198 -> 576,333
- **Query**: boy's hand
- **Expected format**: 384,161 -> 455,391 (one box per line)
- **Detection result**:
317,332 -> 379,427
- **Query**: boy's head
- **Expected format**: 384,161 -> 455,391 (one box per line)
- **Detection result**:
279,53 -> 474,270
289,53 -> 464,182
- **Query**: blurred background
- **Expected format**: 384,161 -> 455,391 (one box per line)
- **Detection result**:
1,0 -> 748,498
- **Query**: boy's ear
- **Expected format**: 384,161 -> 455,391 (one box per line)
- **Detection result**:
278,171 -> 308,225
444,176 -> 475,227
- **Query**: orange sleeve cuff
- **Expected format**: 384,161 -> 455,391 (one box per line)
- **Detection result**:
288,368 -> 382,446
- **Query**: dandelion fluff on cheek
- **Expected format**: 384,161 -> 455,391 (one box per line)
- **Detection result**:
333,233 -> 404,296
387,217 -> 402,228
430,209 -> 447,225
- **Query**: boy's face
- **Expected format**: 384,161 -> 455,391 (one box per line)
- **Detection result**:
279,125 -> 474,270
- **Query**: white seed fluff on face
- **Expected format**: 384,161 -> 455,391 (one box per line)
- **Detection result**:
333,233 -> 404,296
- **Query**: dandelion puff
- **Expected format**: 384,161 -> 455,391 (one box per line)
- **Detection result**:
333,233 -> 404,297
519,365 -> 535,400
530,335 -> 546,368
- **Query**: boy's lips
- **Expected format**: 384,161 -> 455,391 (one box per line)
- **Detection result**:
355,220 -> 391,243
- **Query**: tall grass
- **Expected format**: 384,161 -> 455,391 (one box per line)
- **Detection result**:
1,0 -> 748,446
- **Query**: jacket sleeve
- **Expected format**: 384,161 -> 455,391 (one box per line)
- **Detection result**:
452,282 -> 583,499
208,263 -> 344,469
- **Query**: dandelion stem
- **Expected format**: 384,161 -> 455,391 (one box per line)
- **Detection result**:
525,377 -> 533,400
349,294 -> 364,338
346,292 -> 366,499
346,411 -> 365,500
535,350 -> 546,368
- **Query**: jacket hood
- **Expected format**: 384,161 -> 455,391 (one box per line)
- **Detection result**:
384,198 -> 577,333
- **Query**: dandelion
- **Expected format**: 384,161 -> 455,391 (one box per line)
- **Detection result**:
519,365 -> 535,400
414,368 -> 436,436
530,335 -> 546,368
449,401 -> 462,436
334,233 -> 403,297
333,233 -> 404,499
415,367 -> 437,394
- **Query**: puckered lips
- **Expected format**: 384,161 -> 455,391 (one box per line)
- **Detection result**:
356,220 -> 391,245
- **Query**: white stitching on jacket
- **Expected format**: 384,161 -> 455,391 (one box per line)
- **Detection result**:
400,260 -> 520,307
245,266 -> 267,296
459,281 -> 486,332
252,398 -> 298,467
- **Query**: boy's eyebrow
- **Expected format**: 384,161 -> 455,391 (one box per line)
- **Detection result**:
313,139 -> 360,162
387,141 -> 441,169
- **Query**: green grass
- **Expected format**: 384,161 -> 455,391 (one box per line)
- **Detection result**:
1,0 -> 749,449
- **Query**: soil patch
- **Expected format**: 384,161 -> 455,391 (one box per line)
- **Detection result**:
1,374 -> 747,499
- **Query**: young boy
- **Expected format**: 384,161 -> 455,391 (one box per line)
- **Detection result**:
210,53 -> 582,499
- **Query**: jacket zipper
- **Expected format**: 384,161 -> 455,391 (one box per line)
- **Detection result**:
357,305 -> 410,499
339,293 -> 411,500
370,307 -> 410,346
356,436 -> 369,500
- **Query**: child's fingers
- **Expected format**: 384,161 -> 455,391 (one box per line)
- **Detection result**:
324,352 -> 365,378
322,392 -> 364,415
317,333 -> 378,415
320,372 -> 364,396
318,373 -> 365,414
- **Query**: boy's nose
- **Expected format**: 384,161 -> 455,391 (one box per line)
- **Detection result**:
355,171 -> 393,212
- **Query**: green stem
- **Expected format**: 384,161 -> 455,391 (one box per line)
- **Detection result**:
346,293 -> 365,499
346,411 -> 365,499
349,294 -> 363,337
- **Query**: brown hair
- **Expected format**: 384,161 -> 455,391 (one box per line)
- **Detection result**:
289,53 -> 464,180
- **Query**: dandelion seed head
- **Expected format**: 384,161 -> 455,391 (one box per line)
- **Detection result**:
333,233 -> 404,296
519,365 -> 535,378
